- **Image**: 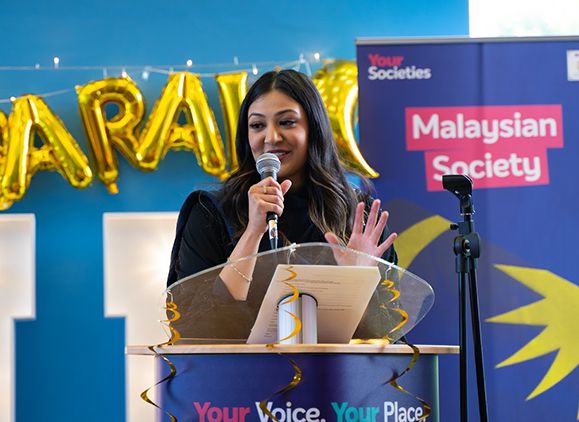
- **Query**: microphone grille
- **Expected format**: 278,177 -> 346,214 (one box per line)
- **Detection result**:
256,153 -> 281,176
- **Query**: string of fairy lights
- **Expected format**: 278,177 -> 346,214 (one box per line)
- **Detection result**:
0,52 -> 323,104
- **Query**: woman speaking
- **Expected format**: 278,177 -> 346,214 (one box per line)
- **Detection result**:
167,69 -> 397,341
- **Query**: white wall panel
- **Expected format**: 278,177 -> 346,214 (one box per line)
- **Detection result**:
0,214 -> 35,422
104,212 -> 178,422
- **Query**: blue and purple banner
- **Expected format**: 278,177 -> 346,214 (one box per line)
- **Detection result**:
357,37 -> 579,421
160,353 -> 440,421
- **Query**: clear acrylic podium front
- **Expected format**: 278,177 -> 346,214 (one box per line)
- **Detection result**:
163,242 -> 434,344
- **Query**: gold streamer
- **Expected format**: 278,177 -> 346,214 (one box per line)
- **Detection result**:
277,308 -> 302,343
381,278 -> 430,420
140,298 -> 182,422
259,266 -> 304,422
281,266 -> 298,283
259,346 -> 303,422
385,341 -> 432,421
380,279 -> 408,342
270,267 -> 300,345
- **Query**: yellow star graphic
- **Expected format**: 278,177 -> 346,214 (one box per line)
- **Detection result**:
395,215 -> 579,418
487,265 -> 579,409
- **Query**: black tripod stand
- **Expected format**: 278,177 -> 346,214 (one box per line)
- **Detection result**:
442,175 -> 488,422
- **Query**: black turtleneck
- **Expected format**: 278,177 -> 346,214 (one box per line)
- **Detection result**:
174,188 -> 396,283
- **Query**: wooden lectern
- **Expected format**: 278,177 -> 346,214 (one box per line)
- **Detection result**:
130,244 -> 454,421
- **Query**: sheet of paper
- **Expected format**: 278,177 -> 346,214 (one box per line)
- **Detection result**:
247,264 -> 381,344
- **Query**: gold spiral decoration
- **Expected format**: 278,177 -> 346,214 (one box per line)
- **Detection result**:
140,297 -> 182,422
380,276 -> 430,420
259,265 -> 304,422
385,341 -> 432,421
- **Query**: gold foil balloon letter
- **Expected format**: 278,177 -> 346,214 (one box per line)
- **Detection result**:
0,110 -> 13,210
1,95 -> 93,201
215,72 -> 248,175
77,77 -> 145,194
312,60 -> 378,178
137,72 -> 227,178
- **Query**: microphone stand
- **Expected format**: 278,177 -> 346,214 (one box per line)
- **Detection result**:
442,175 -> 488,422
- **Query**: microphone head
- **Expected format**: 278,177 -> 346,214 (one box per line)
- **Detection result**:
256,153 -> 281,178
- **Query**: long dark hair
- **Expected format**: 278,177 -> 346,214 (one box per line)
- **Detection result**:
222,69 -> 362,244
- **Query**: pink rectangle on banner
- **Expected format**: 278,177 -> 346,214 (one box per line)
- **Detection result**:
406,105 -> 563,151
424,148 -> 550,191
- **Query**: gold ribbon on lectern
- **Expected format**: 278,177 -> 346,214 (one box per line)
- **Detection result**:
140,297 -> 182,422
381,277 -> 431,421
385,341 -> 432,421
259,265 -> 304,422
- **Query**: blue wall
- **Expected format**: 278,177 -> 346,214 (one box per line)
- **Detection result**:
2,1 -> 468,420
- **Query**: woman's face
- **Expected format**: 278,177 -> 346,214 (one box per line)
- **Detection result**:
247,90 -> 309,188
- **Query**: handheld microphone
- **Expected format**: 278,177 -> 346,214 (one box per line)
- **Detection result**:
255,153 -> 281,249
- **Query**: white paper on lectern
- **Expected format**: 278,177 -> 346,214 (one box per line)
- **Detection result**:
247,264 -> 382,344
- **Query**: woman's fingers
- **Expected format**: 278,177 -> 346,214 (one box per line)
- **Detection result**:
349,199 -> 396,258
324,232 -> 340,245
261,199 -> 284,215
370,210 -> 389,243
280,179 -> 292,195
376,232 -> 398,258
253,178 -> 282,195
325,232 -> 353,264
364,199 -> 380,235
248,177 -> 290,220
352,202 -> 365,234
250,178 -> 286,200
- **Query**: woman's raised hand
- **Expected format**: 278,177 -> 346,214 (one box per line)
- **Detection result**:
325,199 -> 397,263
246,177 -> 292,236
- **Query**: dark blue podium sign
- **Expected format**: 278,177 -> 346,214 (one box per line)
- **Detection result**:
137,344 -> 458,422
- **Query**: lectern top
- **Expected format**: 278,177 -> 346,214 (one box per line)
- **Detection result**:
126,343 -> 459,355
